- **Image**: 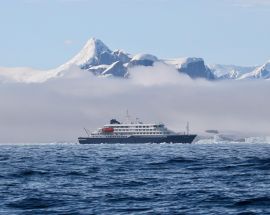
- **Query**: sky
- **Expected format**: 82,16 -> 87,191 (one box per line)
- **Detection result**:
0,0 -> 270,69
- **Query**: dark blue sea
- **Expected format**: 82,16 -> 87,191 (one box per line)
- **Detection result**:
0,143 -> 270,215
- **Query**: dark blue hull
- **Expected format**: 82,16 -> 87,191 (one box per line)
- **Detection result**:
78,135 -> 197,144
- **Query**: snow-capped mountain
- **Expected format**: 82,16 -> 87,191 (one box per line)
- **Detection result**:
1,37 -> 269,83
56,38 -> 216,80
238,60 -> 270,80
165,58 -> 215,80
0,67 -> 60,83
128,54 -> 158,67
58,38 -> 131,73
69,38 -> 111,66
209,64 -> 256,80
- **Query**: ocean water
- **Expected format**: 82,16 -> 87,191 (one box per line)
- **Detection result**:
0,143 -> 270,215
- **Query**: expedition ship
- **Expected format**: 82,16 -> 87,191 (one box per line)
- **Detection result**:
78,115 -> 197,144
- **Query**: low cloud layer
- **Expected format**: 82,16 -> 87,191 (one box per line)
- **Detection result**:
0,63 -> 269,143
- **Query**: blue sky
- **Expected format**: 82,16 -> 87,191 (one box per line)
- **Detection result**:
0,0 -> 270,69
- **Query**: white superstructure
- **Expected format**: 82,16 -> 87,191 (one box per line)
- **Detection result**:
89,119 -> 175,138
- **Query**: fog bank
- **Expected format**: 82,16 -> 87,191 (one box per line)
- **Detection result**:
0,63 -> 269,143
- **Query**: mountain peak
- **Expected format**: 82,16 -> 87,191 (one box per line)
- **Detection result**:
84,37 -> 109,51
66,37 -> 111,67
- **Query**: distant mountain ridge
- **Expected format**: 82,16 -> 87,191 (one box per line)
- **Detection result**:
237,61 -> 270,80
209,64 -> 256,80
60,38 -> 269,81
59,38 -> 216,80
0,37 -> 269,83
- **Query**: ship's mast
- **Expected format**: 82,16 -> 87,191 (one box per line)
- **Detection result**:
125,110 -> 131,123
84,128 -> 90,137
186,122 -> 190,135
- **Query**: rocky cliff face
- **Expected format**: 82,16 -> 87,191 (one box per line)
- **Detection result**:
177,58 -> 215,80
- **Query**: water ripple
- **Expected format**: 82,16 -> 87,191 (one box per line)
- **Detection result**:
0,143 -> 270,214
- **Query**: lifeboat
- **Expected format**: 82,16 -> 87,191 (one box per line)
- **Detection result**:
102,127 -> 114,133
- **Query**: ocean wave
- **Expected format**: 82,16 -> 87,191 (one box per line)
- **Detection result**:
1,143 -> 270,214
7,197 -> 63,210
234,197 -> 270,207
